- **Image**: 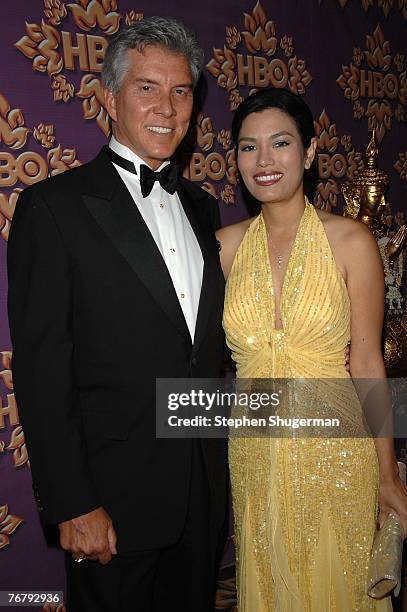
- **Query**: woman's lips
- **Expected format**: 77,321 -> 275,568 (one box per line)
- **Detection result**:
253,172 -> 283,186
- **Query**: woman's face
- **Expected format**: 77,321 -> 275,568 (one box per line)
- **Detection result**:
237,107 -> 316,205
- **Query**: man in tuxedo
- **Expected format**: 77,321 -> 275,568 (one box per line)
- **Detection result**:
7,17 -> 227,611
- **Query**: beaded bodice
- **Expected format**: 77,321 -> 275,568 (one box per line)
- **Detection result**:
223,199 -> 350,379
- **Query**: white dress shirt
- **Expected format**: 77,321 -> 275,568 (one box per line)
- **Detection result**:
109,136 -> 203,341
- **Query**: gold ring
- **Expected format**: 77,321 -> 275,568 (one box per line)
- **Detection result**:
72,552 -> 86,563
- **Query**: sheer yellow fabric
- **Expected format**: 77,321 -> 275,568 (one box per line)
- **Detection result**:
223,200 -> 392,611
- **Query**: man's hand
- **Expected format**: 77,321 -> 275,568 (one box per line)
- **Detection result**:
59,506 -> 117,565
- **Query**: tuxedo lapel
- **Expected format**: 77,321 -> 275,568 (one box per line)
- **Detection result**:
177,179 -> 218,354
83,148 -> 191,342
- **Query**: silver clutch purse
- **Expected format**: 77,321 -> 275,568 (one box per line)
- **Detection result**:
367,461 -> 406,599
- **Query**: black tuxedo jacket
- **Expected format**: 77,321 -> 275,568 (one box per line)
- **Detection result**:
7,146 -> 227,553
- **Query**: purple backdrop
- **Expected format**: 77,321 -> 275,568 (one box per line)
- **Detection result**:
0,0 -> 405,608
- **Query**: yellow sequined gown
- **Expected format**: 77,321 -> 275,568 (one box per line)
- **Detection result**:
223,200 -> 392,611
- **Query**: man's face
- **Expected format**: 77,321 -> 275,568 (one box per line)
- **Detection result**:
104,46 -> 194,170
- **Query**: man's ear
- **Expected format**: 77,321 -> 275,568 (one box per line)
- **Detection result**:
304,137 -> 317,170
104,88 -> 117,123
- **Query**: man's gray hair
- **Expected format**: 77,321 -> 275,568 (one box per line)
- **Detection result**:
102,16 -> 204,94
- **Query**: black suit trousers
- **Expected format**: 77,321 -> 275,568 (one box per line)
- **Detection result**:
66,441 -> 219,612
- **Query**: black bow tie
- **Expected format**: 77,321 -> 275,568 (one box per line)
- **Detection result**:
107,147 -> 179,198
139,163 -> 179,198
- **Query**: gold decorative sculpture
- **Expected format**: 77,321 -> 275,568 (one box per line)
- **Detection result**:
342,131 -> 407,368
342,130 -> 389,232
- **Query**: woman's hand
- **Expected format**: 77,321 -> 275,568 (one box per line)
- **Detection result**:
378,474 -> 407,536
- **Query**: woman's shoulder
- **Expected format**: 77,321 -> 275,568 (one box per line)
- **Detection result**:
216,215 -> 258,279
315,207 -> 377,246
216,215 -> 256,243
315,207 -> 381,284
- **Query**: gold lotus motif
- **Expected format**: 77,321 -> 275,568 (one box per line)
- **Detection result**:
0,93 -> 29,150
67,0 -> 121,35
0,505 -> 23,550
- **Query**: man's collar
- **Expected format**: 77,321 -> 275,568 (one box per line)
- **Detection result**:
109,135 -> 169,176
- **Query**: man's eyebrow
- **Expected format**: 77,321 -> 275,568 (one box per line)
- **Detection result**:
133,78 -> 158,84
238,130 -> 295,143
132,78 -> 193,88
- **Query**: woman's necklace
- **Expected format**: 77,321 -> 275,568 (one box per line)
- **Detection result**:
265,226 -> 296,270
262,202 -> 307,270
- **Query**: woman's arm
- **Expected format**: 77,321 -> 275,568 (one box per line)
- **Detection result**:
344,221 -> 407,532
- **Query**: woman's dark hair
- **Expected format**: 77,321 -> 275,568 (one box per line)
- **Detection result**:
232,88 -> 317,212
231,87 -> 315,149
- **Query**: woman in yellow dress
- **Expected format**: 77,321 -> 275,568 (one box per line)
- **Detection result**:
216,88 -> 407,611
